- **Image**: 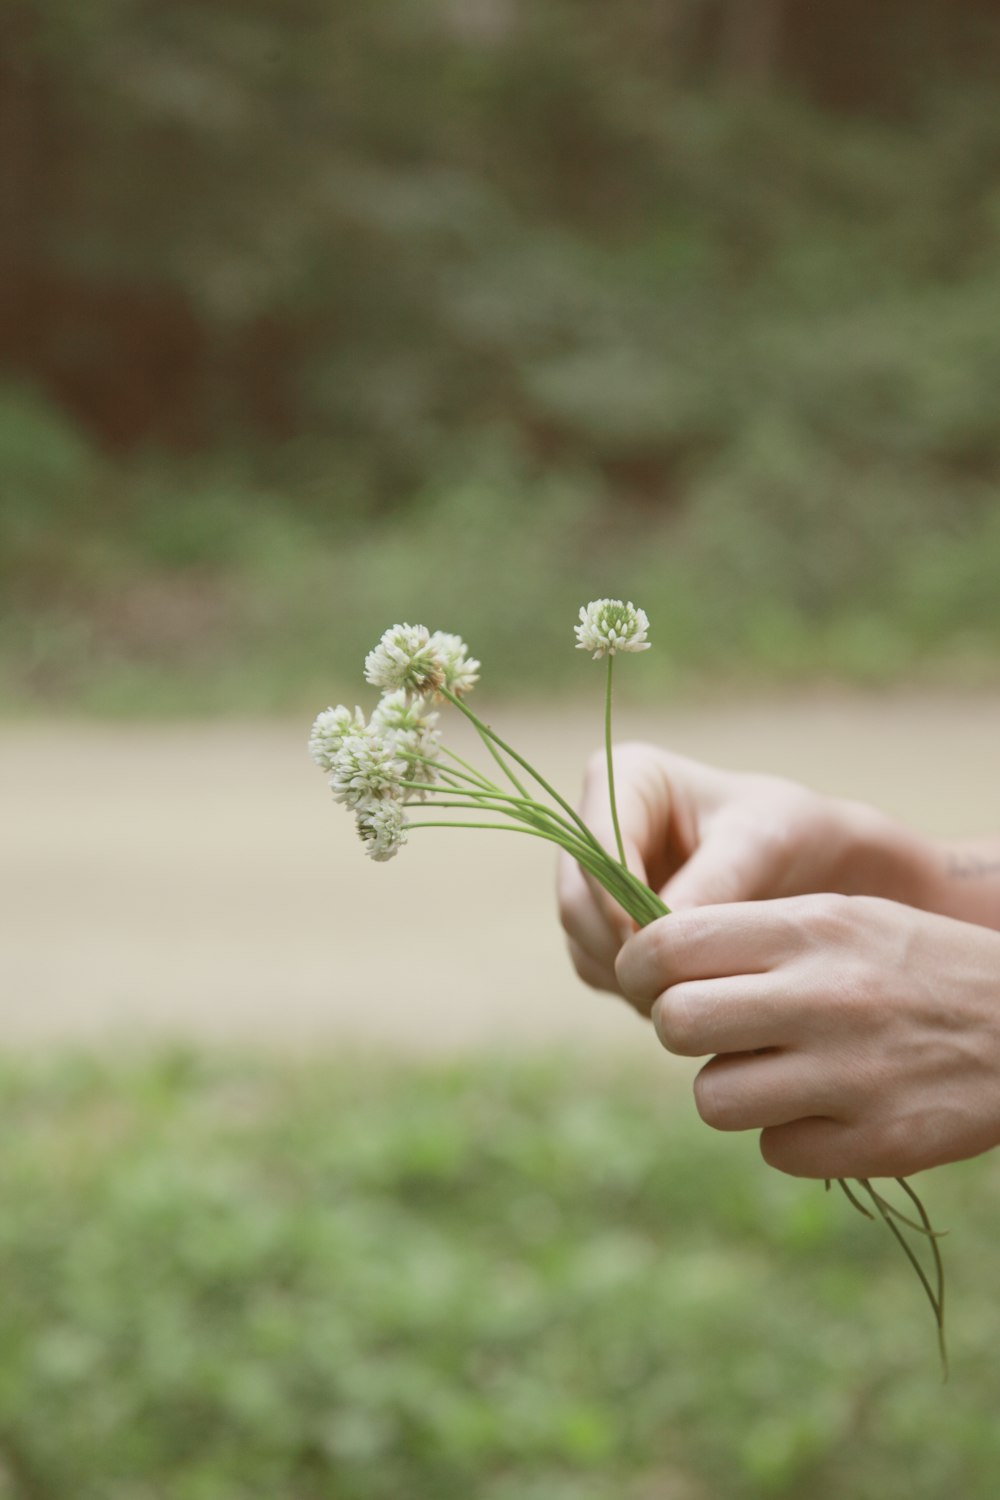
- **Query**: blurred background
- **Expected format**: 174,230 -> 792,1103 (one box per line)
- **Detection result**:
2,2 -> 1000,1497
4,0 -> 1000,708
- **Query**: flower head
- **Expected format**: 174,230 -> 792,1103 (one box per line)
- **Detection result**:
430,631 -> 480,698
372,689 -> 440,740
356,800 -> 408,862
308,704 -> 367,771
372,690 -> 442,795
575,599 -> 651,659
329,734 -> 406,810
365,624 -> 445,697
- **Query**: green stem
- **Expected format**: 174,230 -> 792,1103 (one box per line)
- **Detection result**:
401,781 -> 599,848
836,1178 -> 875,1221
411,796 -> 640,899
861,1182 -> 948,1239
476,727 -> 530,799
896,1177 -> 948,1379
438,688 -> 607,860
406,805 -> 664,923
440,744 -> 503,793
605,653 -> 628,868
435,689 -> 670,925
407,820 -> 579,845
858,1179 -> 947,1379
409,753 -> 599,871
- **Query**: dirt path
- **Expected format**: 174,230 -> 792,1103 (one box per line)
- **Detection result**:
1,691 -> 997,1056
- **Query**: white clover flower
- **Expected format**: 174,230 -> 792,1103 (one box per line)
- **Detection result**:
356,801 -> 408,862
372,690 -> 442,796
329,734 -> 406,810
575,599 -> 651,659
308,705 -> 367,771
364,624 -> 445,697
429,631 -> 480,698
372,689 -> 440,739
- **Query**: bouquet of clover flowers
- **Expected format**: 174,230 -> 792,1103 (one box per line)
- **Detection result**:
309,600 -> 948,1374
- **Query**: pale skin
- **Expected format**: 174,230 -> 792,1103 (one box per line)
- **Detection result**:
558,743 -> 1000,1180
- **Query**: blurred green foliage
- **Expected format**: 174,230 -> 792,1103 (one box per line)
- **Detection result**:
0,1050 -> 999,1498
2,1 -> 1000,709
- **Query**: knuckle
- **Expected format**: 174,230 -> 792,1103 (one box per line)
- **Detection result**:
645,911 -> 690,980
801,891 -> 853,943
831,963 -> 878,1025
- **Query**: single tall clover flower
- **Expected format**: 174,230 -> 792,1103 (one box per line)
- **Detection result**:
308,705 -> 367,772
356,800 -> 408,862
430,631 -> 480,698
365,624 -> 445,697
575,599 -> 651,659
329,734 -> 406,810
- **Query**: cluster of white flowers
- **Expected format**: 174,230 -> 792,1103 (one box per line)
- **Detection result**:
356,800 -> 409,863
310,624 -> 479,860
575,598 -> 651,659
364,624 -> 480,700
328,732 -> 406,810
371,690 -> 442,797
308,704 -> 367,772
311,604 -> 653,863
431,631 -> 481,697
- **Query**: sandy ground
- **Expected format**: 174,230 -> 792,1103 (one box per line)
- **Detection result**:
1,691 -> 997,1059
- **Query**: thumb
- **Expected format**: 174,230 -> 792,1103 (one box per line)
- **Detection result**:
661,817 -> 778,910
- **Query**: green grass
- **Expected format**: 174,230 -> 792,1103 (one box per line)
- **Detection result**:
2,1050 -> 1000,1499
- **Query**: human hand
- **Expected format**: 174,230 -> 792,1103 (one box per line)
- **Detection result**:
558,743 -> 912,1001
615,893 -> 1000,1179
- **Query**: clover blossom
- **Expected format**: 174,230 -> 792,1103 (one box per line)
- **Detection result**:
372,689 -> 440,744
575,599 -> 651,659
356,800 -> 408,862
372,690 -> 442,793
429,631 -> 480,698
329,733 -> 406,810
365,624 -> 445,696
308,704 -> 367,772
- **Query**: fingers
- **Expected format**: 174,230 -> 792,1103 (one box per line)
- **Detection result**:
650,974 -> 797,1056
662,812 -> 786,911
562,742 -> 707,958
566,937 -> 619,994
691,1051 -> 843,1134
615,900 -> 808,1009
760,1115 -> 944,1180
558,851 -> 623,963
760,1118 -> 870,1179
